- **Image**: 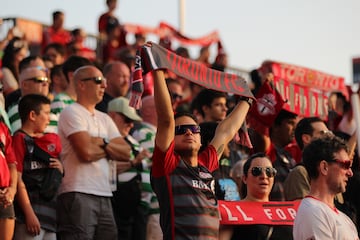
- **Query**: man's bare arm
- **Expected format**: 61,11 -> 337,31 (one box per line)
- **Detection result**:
210,100 -> 250,159
152,69 -> 175,152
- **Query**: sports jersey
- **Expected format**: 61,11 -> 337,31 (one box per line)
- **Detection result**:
151,141 -> 219,240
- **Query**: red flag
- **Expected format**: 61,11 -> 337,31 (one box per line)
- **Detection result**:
247,81 -> 286,135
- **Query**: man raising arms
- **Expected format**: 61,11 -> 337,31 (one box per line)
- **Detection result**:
150,66 -> 251,239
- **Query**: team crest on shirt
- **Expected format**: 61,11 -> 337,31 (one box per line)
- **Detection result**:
47,143 -> 56,153
199,171 -> 212,179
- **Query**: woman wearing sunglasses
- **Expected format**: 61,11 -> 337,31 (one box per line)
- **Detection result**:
220,152 -> 293,240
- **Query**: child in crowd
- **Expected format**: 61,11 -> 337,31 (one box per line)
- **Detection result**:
12,94 -> 63,240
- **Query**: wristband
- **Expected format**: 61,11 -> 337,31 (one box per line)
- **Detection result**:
238,96 -> 254,107
102,138 -> 109,148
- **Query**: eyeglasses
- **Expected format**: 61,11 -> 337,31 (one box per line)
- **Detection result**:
170,92 -> 183,100
174,124 -> 201,135
25,77 -> 50,84
319,130 -> 333,136
81,76 -> 106,85
250,166 -> 277,178
328,159 -> 352,170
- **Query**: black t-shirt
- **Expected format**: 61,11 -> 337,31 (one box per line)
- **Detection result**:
232,224 -> 293,240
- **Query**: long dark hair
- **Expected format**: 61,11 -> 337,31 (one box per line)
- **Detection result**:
2,37 -> 27,80
240,152 -> 271,199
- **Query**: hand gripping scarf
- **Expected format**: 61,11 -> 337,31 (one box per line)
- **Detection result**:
130,42 -> 254,107
129,42 -> 255,148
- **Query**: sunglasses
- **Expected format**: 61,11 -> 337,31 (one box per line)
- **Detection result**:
81,76 -> 106,85
250,166 -> 277,178
117,113 -> 133,124
328,159 -> 352,170
25,77 -> 50,84
170,92 -> 183,100
319,130 -> 334,136
174,124 -> 201,135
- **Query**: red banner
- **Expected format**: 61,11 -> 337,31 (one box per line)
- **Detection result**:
219,200 -> 300,225
260,61 -> 348,118
123,22 -> 220,47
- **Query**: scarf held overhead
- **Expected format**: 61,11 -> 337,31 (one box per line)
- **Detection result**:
129,42 -> 254,109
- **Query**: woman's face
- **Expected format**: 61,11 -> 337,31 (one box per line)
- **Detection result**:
15,47 -> 28,64
243,157 -> 275,201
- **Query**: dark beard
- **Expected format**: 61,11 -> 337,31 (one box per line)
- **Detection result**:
175,147 -> 198,158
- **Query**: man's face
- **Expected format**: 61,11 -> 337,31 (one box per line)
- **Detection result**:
21,67 -> 50,97
203,97 -> 228,122
110,112 -> 134,136
78,67 -> 107,104
174,116 -> 201,154
45,47 -> 65,65
311,122 -> 332,139
168,82 -> 183,110
106,63 -> 130,97
34,103 -> 51,133
326,149 -> 353,194
276,117 -> 298,146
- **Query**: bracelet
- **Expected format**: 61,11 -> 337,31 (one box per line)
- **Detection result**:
238,96 -> 254,107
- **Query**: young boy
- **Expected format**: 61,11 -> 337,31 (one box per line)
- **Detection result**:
12,94 -> 63,240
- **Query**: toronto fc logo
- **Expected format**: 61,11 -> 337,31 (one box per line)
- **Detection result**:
256,93 -> 277,115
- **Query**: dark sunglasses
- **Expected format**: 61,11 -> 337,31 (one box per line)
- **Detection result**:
81,76 -> 106,84
117,113 -> 133,124
250,166 -> 277,178
174,124 -> 201,135
25,77 -> 50,84
170,92 -> 183,100
328,159 -> 352,170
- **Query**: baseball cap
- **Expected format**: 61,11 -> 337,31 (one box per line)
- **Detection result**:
108,97 -> 142,122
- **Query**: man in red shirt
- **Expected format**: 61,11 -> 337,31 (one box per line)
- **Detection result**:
42,11 -> 71,52
151,67 -> 251,239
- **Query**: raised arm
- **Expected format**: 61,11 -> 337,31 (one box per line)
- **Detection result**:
152,69 -> 175,152
210,99 -> 251,159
